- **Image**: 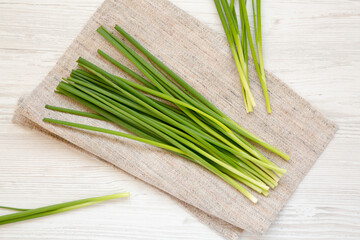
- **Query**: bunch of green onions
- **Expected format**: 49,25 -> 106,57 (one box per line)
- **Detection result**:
214,0 -> 270,113
44,25 -> 289,203
0,193 -> 129,226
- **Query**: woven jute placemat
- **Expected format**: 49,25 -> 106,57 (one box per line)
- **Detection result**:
13,0 -> 337,238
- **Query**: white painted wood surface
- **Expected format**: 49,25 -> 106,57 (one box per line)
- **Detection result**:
0,0 -> 359,239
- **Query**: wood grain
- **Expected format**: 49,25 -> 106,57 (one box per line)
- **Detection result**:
0,0 -> 359,239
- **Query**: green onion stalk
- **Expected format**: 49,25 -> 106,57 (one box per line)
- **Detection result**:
215,0 -> 271,113
214,0 -> 254,112
0,193 -> 129,226
43,25 -> 289,203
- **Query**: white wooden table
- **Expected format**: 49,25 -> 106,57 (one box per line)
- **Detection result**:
0,0 -> 359,239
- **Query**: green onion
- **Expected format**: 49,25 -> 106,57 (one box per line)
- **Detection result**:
44,25 -> 289,203
0,206 -> 29,211
45,104 -> 107,121
215,0 -> 271,113
214,0 -> 254,112
0,193 -> 129,226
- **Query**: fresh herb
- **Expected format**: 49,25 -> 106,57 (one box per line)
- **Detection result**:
0,193 -> 129,226
44,25 -> 289,203
215,0 -> 271,113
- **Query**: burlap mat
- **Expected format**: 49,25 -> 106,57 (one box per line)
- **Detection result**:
13,0 -> 337,238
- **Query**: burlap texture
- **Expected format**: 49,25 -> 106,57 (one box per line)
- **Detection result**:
13,0 -> 337,238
